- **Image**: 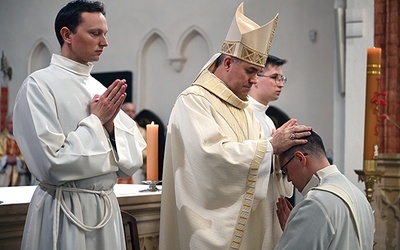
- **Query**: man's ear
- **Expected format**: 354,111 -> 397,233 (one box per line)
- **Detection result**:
224,56 -> 233,70
60,27 -> 72,44
294,151 -> 306,164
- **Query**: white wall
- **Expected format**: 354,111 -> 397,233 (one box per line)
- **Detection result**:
0,0 -> 335,147
0,0 -> 374,191
249,0 -> 336,156
343,0 -> 374,189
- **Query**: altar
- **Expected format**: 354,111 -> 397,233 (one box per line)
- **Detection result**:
0,184 -> 161,250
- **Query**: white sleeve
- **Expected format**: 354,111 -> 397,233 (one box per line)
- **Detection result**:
254,142 -> 273,200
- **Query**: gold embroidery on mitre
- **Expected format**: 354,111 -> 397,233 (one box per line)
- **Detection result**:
221,42 -> 237,56
266,16 -> 278,56
221,2 -> 279,68
221,41 -> 268,67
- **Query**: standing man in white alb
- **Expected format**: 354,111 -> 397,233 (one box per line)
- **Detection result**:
13,1 -> 146,249
248,55 -> 296,246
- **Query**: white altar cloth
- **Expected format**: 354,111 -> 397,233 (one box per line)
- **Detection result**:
0,184 -> 162,205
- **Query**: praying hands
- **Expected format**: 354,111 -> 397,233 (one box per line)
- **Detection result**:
276,197 -> 293,230
90,79 -> 127,133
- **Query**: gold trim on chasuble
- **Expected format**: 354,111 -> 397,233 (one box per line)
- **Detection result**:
193,70 -> 268,249
230,141 -> 266,250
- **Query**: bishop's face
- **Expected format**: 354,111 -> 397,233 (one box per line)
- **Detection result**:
224,57 -> 262,100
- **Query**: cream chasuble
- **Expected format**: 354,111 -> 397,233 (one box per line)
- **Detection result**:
160,69 -> 280,250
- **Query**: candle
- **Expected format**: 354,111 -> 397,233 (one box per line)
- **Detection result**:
363,47 -> 381,171
146,121 -> 159,180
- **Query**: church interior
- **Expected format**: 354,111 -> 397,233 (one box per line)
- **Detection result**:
0,0 -> 399,249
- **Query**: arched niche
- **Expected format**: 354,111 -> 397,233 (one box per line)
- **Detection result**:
169,26 -> 212,74
176,26 -> 211,79
136,27 -> 211,126
28,40 -> 51,74
137,30 -> 171,124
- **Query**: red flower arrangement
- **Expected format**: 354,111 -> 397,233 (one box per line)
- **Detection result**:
376,80 -> 400,130
371,77 -> 387,135
380,114 -> 400,130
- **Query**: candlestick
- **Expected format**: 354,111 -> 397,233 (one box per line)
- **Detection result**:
140,180 -> 161,192
354,169 -> 383,202
363,47 -> 381,172
146,121 -> 159,181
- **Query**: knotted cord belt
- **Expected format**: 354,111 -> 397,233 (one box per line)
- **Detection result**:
39,182 -> 113,250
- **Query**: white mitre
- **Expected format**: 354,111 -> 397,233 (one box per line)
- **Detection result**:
195,2 -> 279,81
221,2 -> 279,67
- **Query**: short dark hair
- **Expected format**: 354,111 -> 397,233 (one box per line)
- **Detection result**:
215,54 -> 226,68
280,130 -> 327,159
55,0 -> 106,47
266,54 -> 287,67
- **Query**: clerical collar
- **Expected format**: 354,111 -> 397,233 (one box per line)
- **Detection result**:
248,96 -> 269,113
301,174 -> 321,196
51,54 -> 94,77
301,165 -> 338,196
192,69 -> 248,110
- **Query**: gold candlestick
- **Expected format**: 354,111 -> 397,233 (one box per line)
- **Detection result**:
354,168 -> 383,203
356,48 -> 384,203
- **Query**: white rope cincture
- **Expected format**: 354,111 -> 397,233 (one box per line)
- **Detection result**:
40,183 -> 113,250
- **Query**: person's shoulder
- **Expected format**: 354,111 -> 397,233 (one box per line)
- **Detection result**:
306,187 -> 347,210
320,172 -> 368,202
29,65 -> 58,83
180,84 -> 206,97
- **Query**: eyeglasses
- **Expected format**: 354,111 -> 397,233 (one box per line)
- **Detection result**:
257,73 -> 287,84
280,152 -> 308,175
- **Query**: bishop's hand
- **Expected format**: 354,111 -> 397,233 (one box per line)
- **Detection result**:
270,119 -> 312,155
